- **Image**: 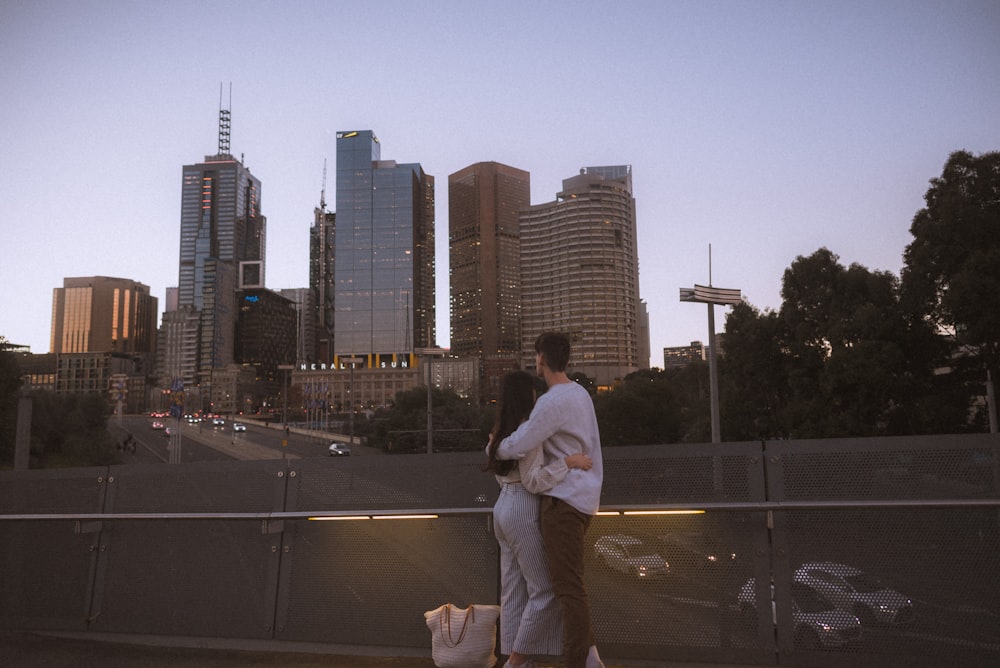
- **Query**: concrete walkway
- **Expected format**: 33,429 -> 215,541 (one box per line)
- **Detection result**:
2,630 -> 699,668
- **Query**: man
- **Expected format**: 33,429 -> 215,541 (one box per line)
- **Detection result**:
497,332 -> 605,668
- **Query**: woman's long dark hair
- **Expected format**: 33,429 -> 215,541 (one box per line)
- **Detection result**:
484,370 -> 536,476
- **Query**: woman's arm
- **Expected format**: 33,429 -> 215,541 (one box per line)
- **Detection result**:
520,448 -> 592,494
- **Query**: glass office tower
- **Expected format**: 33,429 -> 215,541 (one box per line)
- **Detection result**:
177,152 -> 265,375
333,131 -> 435,363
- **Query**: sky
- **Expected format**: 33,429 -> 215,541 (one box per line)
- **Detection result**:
1,0 -> 998,368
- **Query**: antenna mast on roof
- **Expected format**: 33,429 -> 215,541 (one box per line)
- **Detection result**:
320,159 -> 328,211
217,82 -> 231,156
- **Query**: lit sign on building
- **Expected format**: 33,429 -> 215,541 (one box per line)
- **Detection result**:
299,353 -> 415,372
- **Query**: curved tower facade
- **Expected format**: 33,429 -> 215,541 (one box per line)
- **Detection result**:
519,165 -> 640,388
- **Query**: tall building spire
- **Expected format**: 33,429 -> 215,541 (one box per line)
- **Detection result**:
218,83 -> 231,156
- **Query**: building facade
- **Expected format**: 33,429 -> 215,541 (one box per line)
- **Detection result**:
449,162 -> 530,403
235,287 -> 296,388
279,287 -> 315,366
155,306 -> 200,396
333,130 -> 435,362
176,123 -> 266,386
308,203 -> 336,365
519,166 -> 642,389
50,276 -> 158,355
159,108 -> 267,416
663,341 -> 706,369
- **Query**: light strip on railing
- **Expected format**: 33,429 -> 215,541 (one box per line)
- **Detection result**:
622,510 -> 706,515
307,514 -> 440,521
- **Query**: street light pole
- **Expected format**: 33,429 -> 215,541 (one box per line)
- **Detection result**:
277,364 -> 295,431
415,348 -> 444,454
680,284 -> 742,444
343,357 -> 364,446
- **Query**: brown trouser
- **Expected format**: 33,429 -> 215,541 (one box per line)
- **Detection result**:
539,496 -> 594,668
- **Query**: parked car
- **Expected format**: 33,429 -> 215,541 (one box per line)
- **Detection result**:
328,442 -> 351,456
593,534 -> 669,579
738,577 -> 863,649
794,562 -> 914,626
232,422 -> 247,432
657,532 -> 739,574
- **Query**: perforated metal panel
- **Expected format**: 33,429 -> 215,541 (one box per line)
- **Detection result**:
1,436 -> 997,668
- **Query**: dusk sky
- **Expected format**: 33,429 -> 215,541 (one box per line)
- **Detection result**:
1,0 -> 997,367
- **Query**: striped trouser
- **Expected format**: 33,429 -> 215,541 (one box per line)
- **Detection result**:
493,482 -> 563,656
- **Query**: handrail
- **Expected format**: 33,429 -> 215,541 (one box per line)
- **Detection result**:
2,497 -> 997,522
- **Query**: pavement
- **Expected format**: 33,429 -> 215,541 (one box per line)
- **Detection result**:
1,630 -> 699,668
2,631 -> 438,668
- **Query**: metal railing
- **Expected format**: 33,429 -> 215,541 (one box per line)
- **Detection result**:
1,435 -> 998,667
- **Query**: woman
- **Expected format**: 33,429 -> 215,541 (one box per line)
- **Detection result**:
485,370 -> 592,668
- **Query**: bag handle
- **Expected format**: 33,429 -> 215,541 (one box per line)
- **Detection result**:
439,604 -> 475,648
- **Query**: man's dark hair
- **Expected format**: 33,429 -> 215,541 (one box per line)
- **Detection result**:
535,332 -> 571,372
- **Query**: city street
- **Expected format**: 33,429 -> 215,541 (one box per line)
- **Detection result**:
110,415 -> 358,464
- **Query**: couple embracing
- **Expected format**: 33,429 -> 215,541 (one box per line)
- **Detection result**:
485,332 -> 606,668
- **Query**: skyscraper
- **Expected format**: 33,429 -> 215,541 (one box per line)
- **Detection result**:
520,166 -> 642,388
449,161 -> 530,402
176,108 -> 265,387
309,195 -> 336,364
50,276 -> 157,354
333,130 -> 435,363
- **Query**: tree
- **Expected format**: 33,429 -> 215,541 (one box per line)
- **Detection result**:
902,150 -> 1000,431
0,337 -> 22,467
721,248 -> 959,438
594,368 -> 683,446
372,386 -> 488,452
719,302 -> 791,440
28,390 -> 119,467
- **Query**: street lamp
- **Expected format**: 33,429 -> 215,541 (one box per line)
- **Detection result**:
679,284 -> 742,444
342,357 -> 364,446
415,348 -> 445,454
277,364 -> 295,431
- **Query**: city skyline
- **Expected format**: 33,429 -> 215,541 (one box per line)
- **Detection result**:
2,1 -> 998,367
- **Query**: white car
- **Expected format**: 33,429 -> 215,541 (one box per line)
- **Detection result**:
328,442 -> 351,456
593,534 -> 668,579
232,422 -> 247,432
738,578 -> 863,649
212,417 -> 225,426
794,562 -> 913,626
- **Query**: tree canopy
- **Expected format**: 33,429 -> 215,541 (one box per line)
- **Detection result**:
902,149 -> 1000,418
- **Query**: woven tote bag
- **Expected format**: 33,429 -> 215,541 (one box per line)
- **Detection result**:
424,603 -> 500,668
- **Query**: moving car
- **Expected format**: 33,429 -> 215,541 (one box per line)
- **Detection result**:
738,577 -> 863,649
593,534 -> 669,579
151,421 -> 164,430
794,562 -> 914,626
329,442 -> 351,456
232,422 -> 247,432
212,417 -> 225,426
